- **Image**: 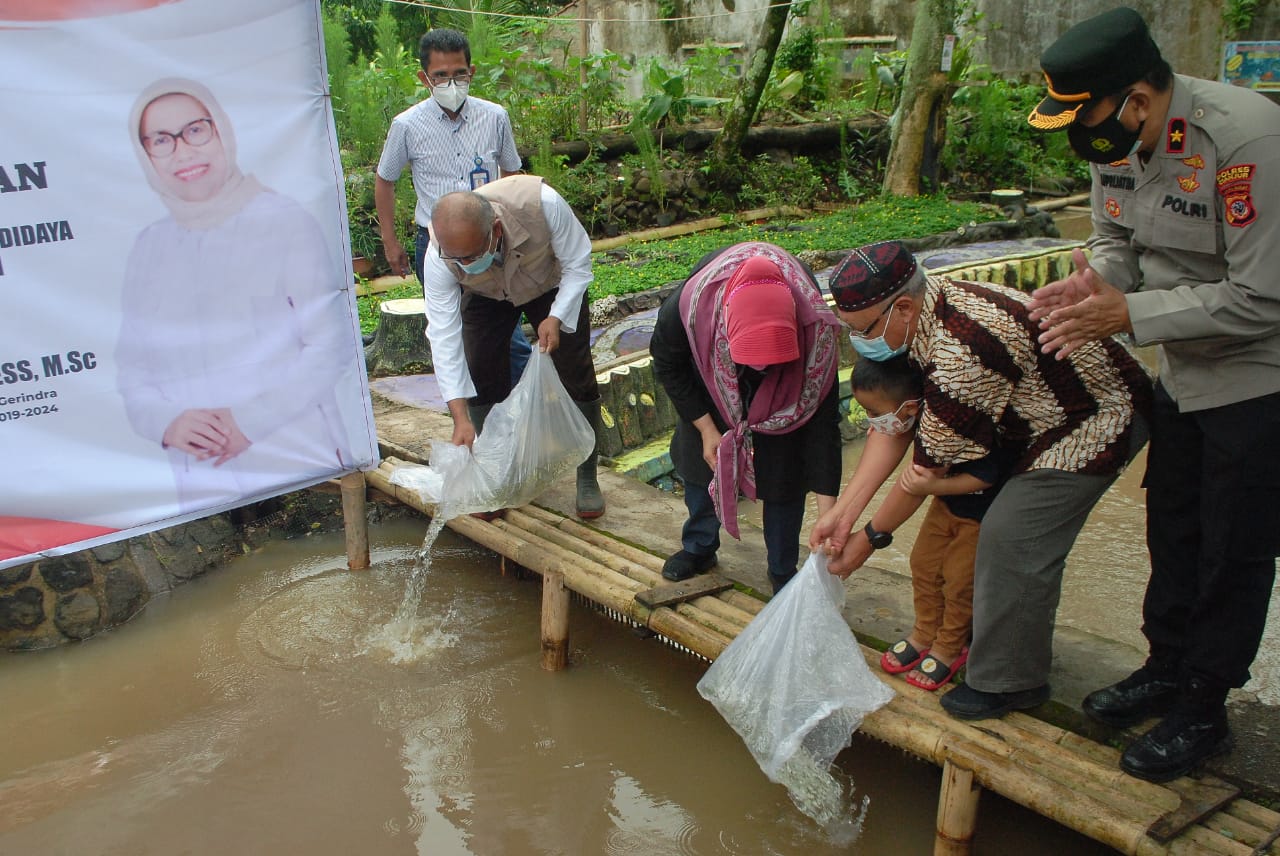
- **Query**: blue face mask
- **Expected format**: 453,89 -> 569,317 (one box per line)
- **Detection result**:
459,251 -> 495,275
848,303 -> 909,362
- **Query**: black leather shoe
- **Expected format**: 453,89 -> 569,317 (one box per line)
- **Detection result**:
662,550 -> 717,582
1120,709 -> 1232,783
939,682 -> 1051,721
1082,666 -> 1179,727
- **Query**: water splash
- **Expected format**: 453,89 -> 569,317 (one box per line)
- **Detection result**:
366,513 -> 456,663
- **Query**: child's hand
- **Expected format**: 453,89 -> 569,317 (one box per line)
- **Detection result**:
899,463 -> 949,496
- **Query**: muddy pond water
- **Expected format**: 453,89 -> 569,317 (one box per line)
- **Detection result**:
1,512 -> 1118,855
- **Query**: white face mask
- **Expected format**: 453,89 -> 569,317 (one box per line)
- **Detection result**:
432,80 -> 469,112
866,399 -> 921,436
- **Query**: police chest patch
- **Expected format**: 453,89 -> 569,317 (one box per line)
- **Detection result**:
1166,118 -> 1187,154
1216,163 -> 1257,228
1105,197 -> 1122,219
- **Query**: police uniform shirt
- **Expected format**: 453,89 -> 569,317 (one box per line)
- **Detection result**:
1085,74 -> 1280,412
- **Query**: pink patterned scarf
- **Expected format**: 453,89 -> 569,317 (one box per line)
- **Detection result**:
678,242 -> 840,538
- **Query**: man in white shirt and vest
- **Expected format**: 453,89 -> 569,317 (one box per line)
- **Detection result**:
374,27 -> 531,382
421,174 -> 604,519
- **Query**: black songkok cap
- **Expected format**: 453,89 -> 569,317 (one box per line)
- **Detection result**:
828,241 -> 918,312
1028,6 -> 1164,131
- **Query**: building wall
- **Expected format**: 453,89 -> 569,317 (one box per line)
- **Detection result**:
582,0 -> 1279,99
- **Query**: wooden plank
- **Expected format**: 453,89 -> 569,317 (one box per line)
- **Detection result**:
637,573 -> 734,609
1148,778 -> 1241,843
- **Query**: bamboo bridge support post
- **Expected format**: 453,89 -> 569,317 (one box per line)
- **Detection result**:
341,471 -> 370,570
541,570 -> 570,671
935,759 -> 981,856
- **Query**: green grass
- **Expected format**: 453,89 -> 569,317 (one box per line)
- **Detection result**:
589,196 -> 1001,300
355,196 -> 1001,333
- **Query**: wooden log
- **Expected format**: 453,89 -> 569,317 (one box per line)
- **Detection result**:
630,356 -> 663,439
340,471 -> 370,570
541,571 -> 570,671
610,365 -> 646,449
364,298 -> 433,376
594,372 -> 626,459
935,759 -> 981,856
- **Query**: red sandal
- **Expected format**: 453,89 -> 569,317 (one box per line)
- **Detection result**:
880,639 -> 929,675
905,649 -> 969,691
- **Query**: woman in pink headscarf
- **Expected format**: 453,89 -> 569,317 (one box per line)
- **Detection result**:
650,241 -> 843,593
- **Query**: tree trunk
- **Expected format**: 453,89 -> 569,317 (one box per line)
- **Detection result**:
363,298 -> 432,376
882,0 -> 956,197
709,0 -> 791,168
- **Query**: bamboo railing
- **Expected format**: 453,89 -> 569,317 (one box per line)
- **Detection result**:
363,459 -> 1280,856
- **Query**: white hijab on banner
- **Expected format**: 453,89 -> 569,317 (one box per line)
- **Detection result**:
0,0 -> 377,569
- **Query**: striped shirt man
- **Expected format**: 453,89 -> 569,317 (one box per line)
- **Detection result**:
376,95 -> 521,228
911,275 -> 1152,476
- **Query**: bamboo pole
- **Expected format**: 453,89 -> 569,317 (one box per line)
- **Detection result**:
340,471 -> 370,570
369,457 -> 1276,855
541,571 -> 570,671
504,509 -> 663,587
589,205 -> 808,253
935,759 -> 981,856
522,505 -> 665,571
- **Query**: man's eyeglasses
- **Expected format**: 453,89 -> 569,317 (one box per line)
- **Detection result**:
439,229 -> 493,264
427,72 -> 473,86
847,299 -> 895,339
142,117 -> 215,158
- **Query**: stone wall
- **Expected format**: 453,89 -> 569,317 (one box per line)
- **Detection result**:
0,490 -> 373,651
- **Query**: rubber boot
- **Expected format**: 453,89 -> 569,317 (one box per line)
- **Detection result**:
574,398 -> 605,519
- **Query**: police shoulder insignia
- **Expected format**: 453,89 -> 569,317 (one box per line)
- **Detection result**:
1166,118 -> 1187,154
1216,163 -> 1258,228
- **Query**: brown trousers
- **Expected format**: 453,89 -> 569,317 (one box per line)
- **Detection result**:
908,498 -> 979,662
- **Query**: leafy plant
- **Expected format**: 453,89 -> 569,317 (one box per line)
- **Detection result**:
629,59 -> 730,131
1223,0 -> 1259,37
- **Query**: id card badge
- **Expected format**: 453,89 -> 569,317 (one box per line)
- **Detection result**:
469,156 -> 491,189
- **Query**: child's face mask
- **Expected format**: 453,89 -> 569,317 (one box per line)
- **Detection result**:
866,399 -> 921,436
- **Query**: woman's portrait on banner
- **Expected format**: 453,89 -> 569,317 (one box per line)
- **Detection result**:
116,77 -> 357,513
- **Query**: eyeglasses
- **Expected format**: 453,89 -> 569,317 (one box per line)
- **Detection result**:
427,72 -> 473,86
439,229 -> 493,264
847,299 -> 896,339
142,117 -> 215,158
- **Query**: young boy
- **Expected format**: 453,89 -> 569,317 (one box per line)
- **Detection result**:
849,356 -> 1008,690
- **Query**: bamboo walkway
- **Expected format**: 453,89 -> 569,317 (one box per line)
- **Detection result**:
364,456 -> 1280,856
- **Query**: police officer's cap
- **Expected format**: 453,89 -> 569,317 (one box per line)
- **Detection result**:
1028,7 -> 1164,131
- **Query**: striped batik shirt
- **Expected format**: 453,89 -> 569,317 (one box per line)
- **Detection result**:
910,276 -> 1153,476
376,95 -> 521,227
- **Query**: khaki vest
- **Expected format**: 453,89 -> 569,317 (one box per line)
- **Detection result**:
446,175 -> 561,306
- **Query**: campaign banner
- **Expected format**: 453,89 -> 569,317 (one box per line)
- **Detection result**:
1222,40 -> 1280,91
0,0 -> 379,568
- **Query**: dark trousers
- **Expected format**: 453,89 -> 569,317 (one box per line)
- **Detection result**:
415,227 -> 530,384
460,287 -> 599,406
1142,383 -> 1280,689
681,478 -> 806,591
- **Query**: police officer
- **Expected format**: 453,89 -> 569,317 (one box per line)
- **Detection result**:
1026,6 -> 1280,783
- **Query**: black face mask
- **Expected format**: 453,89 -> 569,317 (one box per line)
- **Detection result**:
1068,95 -> 1144,164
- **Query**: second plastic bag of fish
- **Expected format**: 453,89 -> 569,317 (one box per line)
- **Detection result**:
389,348 -> 595,521
697,551 -> 894,839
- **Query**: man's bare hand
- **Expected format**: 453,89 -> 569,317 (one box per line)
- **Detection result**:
1031,249 -> 1132,358
537,317 -> 561,353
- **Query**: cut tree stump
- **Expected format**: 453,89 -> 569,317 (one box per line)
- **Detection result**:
364,298 -> 432,376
